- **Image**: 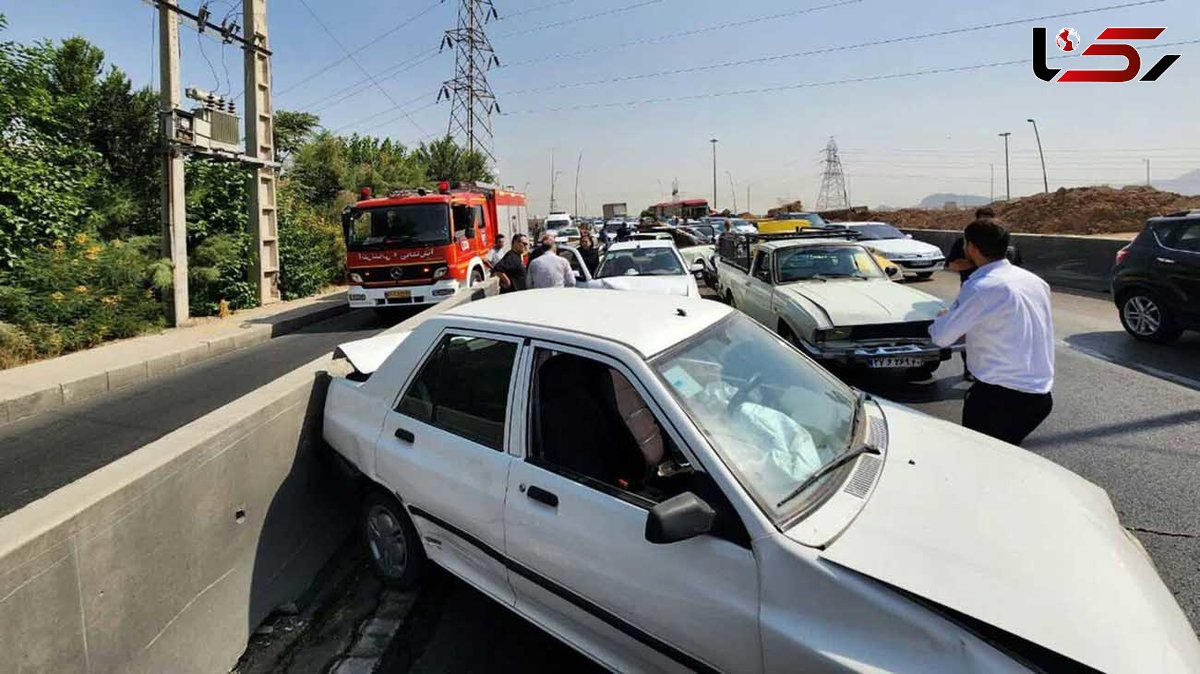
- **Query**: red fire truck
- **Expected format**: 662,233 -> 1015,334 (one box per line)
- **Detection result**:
342,182 -> 528,309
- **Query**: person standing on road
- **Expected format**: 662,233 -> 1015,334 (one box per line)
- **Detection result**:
487,233 -> 506,267
577,230 -> 600,274
527,236 -> 577,289
929,218 -> 1055,446
946,207 -> 1022,381
528,232 -> 555,264
494,233 -> 530,293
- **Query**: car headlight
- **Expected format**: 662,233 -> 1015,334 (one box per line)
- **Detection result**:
433,265 -> 449,279
816,327 -> 853,342
349,272 -> 364,284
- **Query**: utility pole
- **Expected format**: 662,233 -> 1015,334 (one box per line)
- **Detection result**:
548,149 -> 557,212
746,184 -> 750,215
1027,118 -> 1048,193
159,0 -> 189,326
244,0 -> 279,306
709,138 -> 718,211
990,163 -> 995,203
1145,158 -> 1151,186
574,152 -> 582,216
998,132 -> 1012,201
727,171 -> 737,213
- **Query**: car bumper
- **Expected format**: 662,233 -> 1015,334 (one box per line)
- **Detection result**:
798,340 -> 957,367
893,258 -> 945,275
346,281 -> 460,308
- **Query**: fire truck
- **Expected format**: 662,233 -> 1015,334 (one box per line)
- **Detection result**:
342,181 -> 528,309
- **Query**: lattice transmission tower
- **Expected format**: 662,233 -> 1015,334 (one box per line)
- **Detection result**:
816,137 -> 850,210
438,0 -> 501,163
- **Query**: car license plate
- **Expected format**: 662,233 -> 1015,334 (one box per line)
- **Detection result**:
385,289 -> 411,300
868,356 -> 926,368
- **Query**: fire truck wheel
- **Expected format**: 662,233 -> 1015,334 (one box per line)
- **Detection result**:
469,267 -> 485,287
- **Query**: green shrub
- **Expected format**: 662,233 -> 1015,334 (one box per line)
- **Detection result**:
188,232 -> 256,316
0,233 -> 165,367
278,198 -> 345,300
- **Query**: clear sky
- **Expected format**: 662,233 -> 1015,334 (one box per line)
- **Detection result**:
3,0 -> 1197,215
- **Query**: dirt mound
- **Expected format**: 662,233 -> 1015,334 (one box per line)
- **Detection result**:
851,186 -> 1200,235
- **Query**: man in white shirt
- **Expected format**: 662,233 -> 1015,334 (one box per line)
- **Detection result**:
527,235 -> 577,289
929,218 -> 1054,446
486,233 -> 506,267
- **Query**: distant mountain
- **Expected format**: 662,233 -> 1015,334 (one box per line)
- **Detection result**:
1154,169 -> 1200,196
918,193 -> 991,209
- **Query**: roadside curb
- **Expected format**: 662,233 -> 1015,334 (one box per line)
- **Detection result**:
0,290 -> 349,428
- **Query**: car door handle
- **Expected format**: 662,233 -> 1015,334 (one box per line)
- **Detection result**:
1156,257 -> 1176,264
525,485 -> 558,508
394,427 -> 415,443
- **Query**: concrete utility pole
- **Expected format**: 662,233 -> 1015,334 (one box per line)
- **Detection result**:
244,0 -> 280,305
727,171 -> 737,213
1145,158 -> 1151,186
574,152 -> 582,216
159,0 -> 189,326
709,138 -> 718,211
746,184 -> 750,215
990,163 -> 995,203
998,132 -> 1012,201
1027,118 -> 1048,193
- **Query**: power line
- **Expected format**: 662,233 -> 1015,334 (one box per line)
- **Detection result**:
501,38 -> 1200,115
493,0 -> 664,38
495,0 -> 1167,95
498,0 -> 582,21
331,90 -> 441,134
274,0 -> 445,98
500,0 -> 862,68
297,0 -> 428,137
302,50 -> 442,115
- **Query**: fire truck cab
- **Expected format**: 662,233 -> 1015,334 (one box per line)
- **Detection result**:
342,182 -> 527,309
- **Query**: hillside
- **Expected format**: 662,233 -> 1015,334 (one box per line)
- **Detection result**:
854,186 -> 1200,235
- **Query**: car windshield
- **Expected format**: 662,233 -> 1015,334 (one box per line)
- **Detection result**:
558,227 -> 580,237
595,247 -> 684,277
851,223 -> 905,240
343,204 -> 450,249
776,245 -> 885,281
653,314 -> 856,521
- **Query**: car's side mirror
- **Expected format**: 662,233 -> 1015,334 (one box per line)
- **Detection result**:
645,492 -> 715,544
905,233 -> 913,239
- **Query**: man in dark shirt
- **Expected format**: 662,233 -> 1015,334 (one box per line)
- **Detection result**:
494,233 -> 529,293
577,230 -> 600,274
948,207 -> 1022,282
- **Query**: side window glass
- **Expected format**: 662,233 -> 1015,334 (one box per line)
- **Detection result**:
753,252 -> 771,282
397,334 -> 517,450
471,205 -> 485,239
1151,221 -> 1178,246
1174,223 -> 1200,252
529,350 -> 692,505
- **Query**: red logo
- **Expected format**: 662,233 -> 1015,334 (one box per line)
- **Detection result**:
1033,27 -> 1180,82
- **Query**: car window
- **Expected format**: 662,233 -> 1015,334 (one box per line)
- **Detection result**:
397,334 -> 518,451
595,247 -> 684,277
558,249 -> 583,275
1172,222 -> 1200,252
529,350 -> 692,506
851,223 -> 904,240
777,245 -> 885,281
752,251 -> 771,282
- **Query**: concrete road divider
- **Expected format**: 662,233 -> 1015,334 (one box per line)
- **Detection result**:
904,229 -> 1125,294
0,282 -> 495,673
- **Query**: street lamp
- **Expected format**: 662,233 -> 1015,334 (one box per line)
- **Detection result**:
726,171 -> 738,213
998,132 -> 1012,202
709,138 -> 718,211
1027,118 -> 1048,193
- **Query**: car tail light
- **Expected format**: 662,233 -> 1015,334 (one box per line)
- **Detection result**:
1115,246 -> 1130,265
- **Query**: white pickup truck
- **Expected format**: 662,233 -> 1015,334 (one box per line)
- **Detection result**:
716,230 -> 953,377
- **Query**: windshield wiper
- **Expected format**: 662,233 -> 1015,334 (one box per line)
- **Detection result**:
776,391 -> 878,509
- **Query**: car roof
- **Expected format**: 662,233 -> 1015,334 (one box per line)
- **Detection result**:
755,238 -> 863,251
445,289 -> 731,357
607,239 -> 676,250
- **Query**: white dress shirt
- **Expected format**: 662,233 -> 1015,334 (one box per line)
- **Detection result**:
929,260 -> 1055,394
527,251 -> 577,289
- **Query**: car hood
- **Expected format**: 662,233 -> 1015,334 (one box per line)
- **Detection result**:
811,401 -> 1200,674
589,275 -> 692,296
861,238 -> 943,257
333,330 -> 413,375
781,280 -> 945,326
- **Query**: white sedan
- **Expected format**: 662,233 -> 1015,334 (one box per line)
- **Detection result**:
840,221 -> 945,278
323,291 -> 1199,674
586,239 -> 703,297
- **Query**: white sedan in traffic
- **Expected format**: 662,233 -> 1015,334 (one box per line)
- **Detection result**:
586,239 -> 703,297
323,291 -> 1199,674
840,221 -> 945,278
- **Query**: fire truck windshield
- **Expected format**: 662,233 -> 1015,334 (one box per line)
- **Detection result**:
344,203 -> 451,250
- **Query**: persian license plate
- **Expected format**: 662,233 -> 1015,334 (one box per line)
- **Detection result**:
384,289 -> 411,300
868,356 -> 925,369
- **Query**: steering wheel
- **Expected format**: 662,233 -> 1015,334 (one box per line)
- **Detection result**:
727,372 -> 765,413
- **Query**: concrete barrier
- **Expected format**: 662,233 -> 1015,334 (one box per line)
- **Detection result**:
0,285 -> 493,673
903,229 -> 1126,294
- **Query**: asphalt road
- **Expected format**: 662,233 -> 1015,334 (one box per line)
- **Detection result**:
375,272 -> 1199,672
0,308 -> 406,518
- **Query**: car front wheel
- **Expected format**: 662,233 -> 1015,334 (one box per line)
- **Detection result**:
362,491 -> 427,589
1119,290 -> 1182,343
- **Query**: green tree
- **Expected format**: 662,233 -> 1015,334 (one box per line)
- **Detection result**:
289,131 -> 348,207
413,135 -> 494,185
273,109 -> 320,164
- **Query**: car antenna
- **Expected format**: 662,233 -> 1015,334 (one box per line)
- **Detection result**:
676,308 -> 687,317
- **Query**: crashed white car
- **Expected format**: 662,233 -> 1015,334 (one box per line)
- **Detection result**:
323,291 -> 1199,674
840,221 -> 945,278
586,239 -> 703,297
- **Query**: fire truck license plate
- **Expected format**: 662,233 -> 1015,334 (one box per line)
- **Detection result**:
385,290 -> 411,300
868,356 -> 925,369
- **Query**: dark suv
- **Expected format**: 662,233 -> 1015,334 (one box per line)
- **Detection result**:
1111,211 -> 1200,342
